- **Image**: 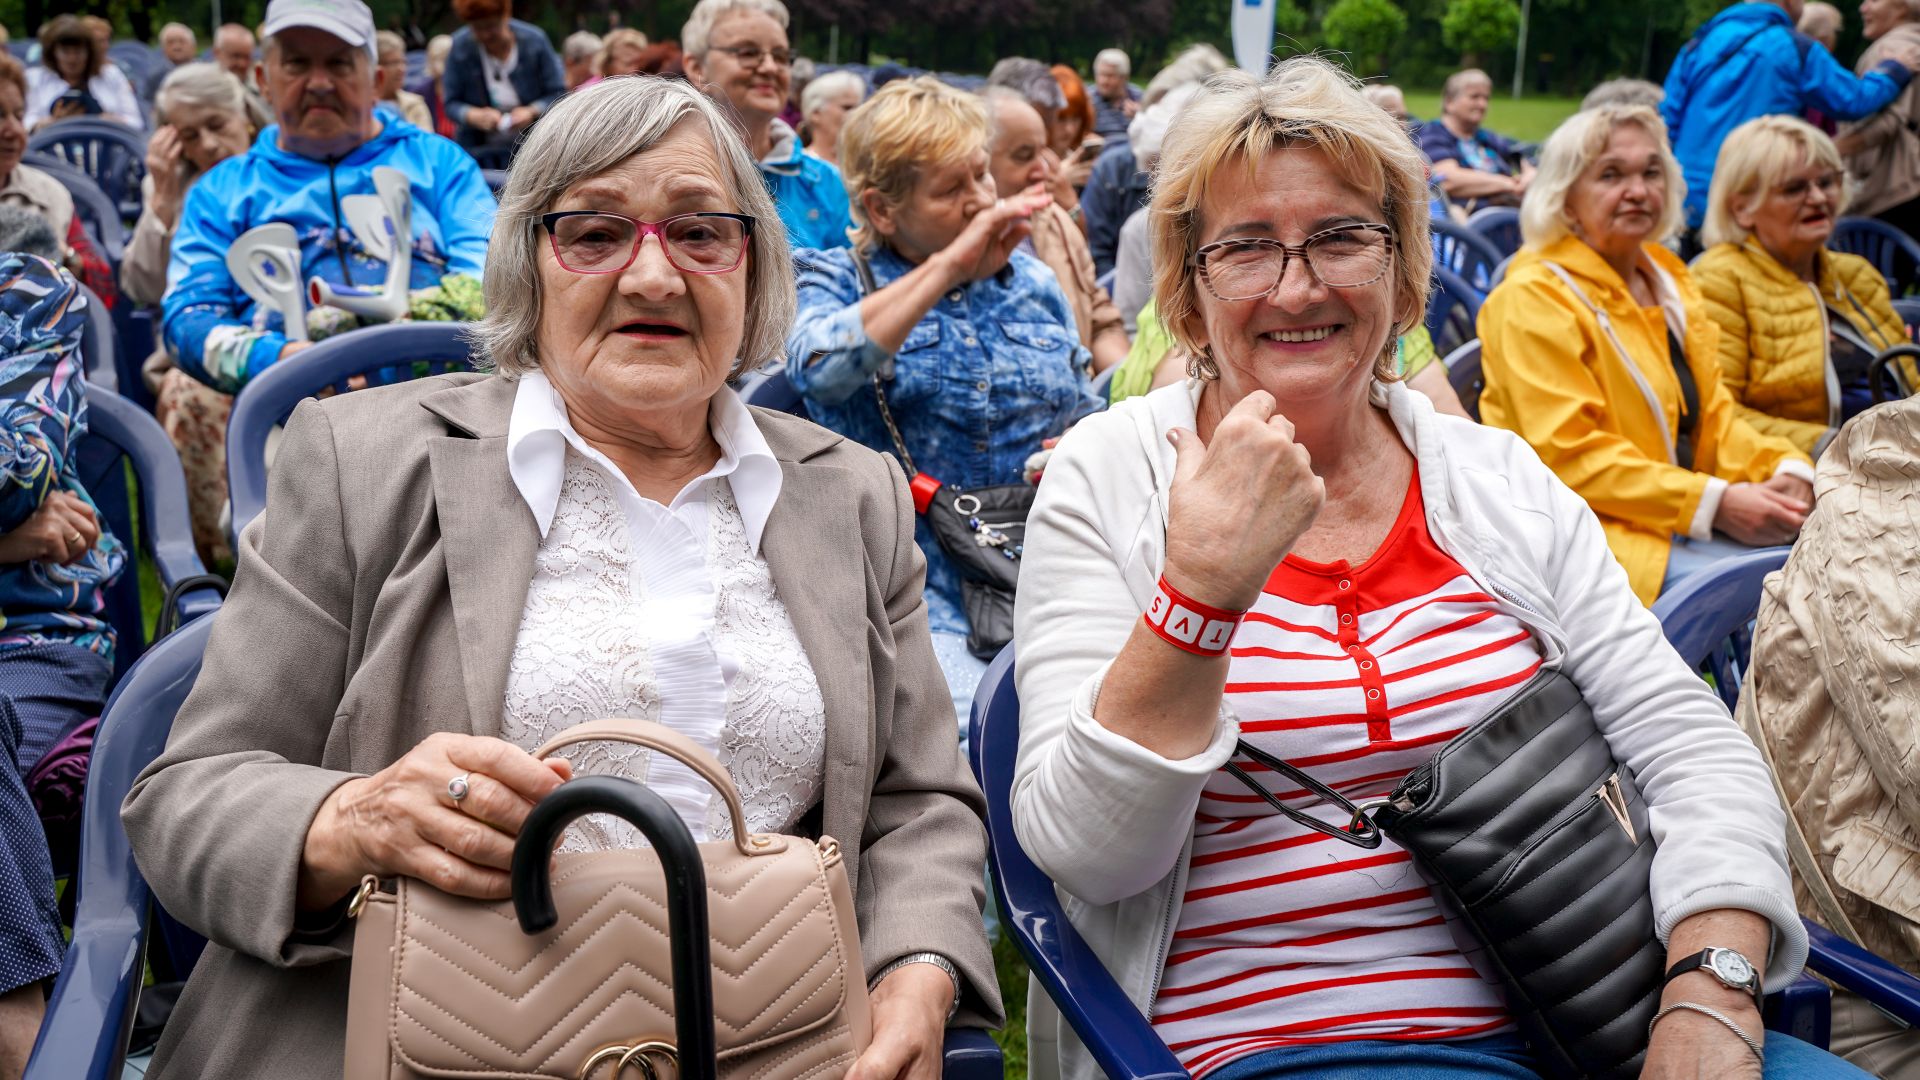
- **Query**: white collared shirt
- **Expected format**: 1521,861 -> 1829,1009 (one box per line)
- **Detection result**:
500,373 -> 824,845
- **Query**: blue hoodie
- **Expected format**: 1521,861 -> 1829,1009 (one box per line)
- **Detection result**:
163,117 -> 497,392
760,117 -> 852,251
1663,2 -> 1910,228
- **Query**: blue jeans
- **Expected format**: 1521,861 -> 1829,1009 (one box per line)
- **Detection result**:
1206,1031 -> 1872,1079
1661,532 -> 1771,596
930,630 -> 988,751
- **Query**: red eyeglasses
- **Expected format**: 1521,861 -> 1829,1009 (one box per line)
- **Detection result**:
537,211 -> 757,275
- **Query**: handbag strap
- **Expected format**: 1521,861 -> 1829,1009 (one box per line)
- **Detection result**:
850,247 -> 921,477
529,719 -> 778,859
1225,739 -> 1385,849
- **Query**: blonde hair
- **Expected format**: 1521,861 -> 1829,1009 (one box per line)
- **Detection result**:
1519,104 -> 1686,249
471,76 -> 794,378
1701,114 -> 1852,248
838,76 -> 989,252
1149,56 -> 1433,382
596,28 -> 649,74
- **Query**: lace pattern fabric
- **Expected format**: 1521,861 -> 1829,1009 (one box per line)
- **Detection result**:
500,450 -> 826,851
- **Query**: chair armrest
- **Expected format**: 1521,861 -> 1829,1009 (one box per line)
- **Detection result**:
1762,972 -> 1832,1049
941,1027 -> 1003,1080
1803,918 -> 1920,1028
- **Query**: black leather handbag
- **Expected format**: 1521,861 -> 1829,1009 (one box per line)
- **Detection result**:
1230,669 -> 1662,1079
850,250 -> 1033,660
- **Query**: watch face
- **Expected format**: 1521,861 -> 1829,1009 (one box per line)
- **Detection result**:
1710,950 -> 1755,987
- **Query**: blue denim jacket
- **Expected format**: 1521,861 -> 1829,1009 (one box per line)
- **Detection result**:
787,244 -> 1101,636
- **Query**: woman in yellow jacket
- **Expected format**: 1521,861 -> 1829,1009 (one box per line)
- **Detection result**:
1693,115 -> 1908,457
1479,104 -> 1816,605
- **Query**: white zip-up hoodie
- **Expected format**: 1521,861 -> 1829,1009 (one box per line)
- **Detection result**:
1010,378 -> 1806,1080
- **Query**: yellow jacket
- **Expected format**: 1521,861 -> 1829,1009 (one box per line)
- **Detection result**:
1478,236 -> 1812,605
1692,240 -> 1906,455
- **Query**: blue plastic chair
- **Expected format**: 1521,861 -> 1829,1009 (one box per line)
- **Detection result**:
28,119 -> 148,224
1466,206 -> 1521,258
77,389 -> 225,682
1442,338 -> 1483,422
24,156 -> 126,268
1429,217 -> 1505,292
1896,297 -> 1920,341
225,322 -> 483,542
24,615 -> 217,1080
738,367 -> 811,419
1653,545 -> 1920,1039
1425,264 -> 1482,359
26,610 -> 1002,1080
76,283 -> 119,397
1831,217 -> 1920,298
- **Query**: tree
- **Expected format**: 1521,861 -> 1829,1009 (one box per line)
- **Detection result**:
1321,0 -> 1407,72
1440,0 -> 1519,66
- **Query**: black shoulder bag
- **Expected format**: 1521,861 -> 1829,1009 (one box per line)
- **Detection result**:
1230,669 -> 1663,1079
851,250 -> 1034,660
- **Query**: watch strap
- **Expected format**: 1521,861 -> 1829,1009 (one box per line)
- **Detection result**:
1664,948 -> 1761,1002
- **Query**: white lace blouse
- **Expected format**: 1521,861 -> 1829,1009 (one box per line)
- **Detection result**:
499,374 -> 827,851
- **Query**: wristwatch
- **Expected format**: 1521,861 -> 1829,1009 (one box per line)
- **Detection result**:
1664,947 -> 1762,1003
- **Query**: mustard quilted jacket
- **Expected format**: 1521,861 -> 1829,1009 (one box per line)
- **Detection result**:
1693,240 -> 1907,455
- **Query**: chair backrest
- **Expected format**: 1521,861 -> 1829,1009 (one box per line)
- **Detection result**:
1489,252 -> 1517,289
1465,206 -> 1522,258
1429,216 -> 1505,291
1893,297 -> 1920,342
737,367 -> 811,419
24,615 -> 216,1080
1649,545 -> 1793,711
1830,217 -> 1920,298
226,322 -> 484,540
1442,338 -> 1484,422
968,648 -> 1190,1080
1426,264 -> 1483,359
77,390 -> 223,681
76,283 -> 118,395
25,157 -> 126,267
28,119 -> 148,224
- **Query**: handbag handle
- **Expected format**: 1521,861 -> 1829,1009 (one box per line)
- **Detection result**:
529,718 -> 781,858
510,775 -> 718,1080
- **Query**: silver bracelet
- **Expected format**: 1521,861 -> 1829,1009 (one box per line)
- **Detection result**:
870,951 -> 961,1022
1648,1001 -> 1765,1064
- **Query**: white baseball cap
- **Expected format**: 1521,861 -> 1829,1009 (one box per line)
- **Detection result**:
261,0 -> 377,57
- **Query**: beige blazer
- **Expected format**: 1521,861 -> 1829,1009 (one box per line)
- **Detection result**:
1029,202 -> 1124,351
122,372 -> 1002,1079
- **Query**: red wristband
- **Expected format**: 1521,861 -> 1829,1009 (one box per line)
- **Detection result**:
1143,576 -> 1246,656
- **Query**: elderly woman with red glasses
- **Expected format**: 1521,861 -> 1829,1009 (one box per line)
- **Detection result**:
122,76 -> 999,1080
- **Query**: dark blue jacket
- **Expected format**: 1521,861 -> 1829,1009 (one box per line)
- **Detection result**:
1663,2 -> 1910,227
443,20 -> 566,149
1082,142 -> 1151,278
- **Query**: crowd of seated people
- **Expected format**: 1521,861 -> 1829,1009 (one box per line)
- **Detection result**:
13,0 -> 1920,1077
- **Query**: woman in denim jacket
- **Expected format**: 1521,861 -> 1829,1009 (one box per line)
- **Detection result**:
787,75 -> 1101,725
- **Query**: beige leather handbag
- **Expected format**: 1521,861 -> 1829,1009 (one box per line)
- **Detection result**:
342,719 -> 872,1080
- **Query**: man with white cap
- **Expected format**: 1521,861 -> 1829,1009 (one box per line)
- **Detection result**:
162,0 -> 496,396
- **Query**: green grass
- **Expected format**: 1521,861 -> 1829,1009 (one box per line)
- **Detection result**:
992,934 -> 1030,1079
1401,92 -> 1584,144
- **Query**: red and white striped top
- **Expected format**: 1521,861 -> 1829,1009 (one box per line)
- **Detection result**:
1152,472 -> 1543,1077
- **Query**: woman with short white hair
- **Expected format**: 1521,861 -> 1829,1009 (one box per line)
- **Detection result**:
1839,0 -> 1920,234
1017,57 -> 1836,1080
123,75 -> 1000,1080
1479,105 -> 1814,605
800,68 -> 864,166
1693,115 -> 1907,457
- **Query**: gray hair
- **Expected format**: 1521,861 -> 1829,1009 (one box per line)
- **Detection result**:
472,76 -> 795,378
1579,77 -> 1664,112
986,57 -> 1065,117
980,84 -> 1037,138
1142,44 -> 1228,107
160,22 -> 196,46
563,31 -> 603,64
800,69 -> 863,120
681,0 -> 790,59
1442,68 -> 1493,102
375,30 -> 406,59
1094,48 -> 1130,76
0,206 -> 58,262
156,62 -> 270,132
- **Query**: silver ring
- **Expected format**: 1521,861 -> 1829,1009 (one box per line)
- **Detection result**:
447,773 -> 471,802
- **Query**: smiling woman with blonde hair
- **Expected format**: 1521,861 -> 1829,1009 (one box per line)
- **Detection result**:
1480,104 -> 1815,605
1015,58 -> 1833,1080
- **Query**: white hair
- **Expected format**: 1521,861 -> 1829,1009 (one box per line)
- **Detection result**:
681,0 -> 790,59
563,31 -> 603,64
472,76 -> 795,378
156,61 -> 269,134
800,69 -> 863,120
1094,48 -> 1130,76
160,22 -> 196,46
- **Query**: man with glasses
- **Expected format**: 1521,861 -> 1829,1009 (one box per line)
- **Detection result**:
163,0 -> 496,395
682,0 -> 852,250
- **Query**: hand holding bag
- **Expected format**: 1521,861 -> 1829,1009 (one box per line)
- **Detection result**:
1231,670 -> 1663,1080
343,718 -> 872,1079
